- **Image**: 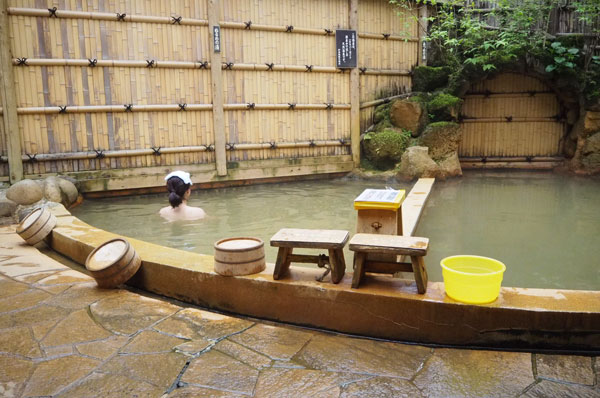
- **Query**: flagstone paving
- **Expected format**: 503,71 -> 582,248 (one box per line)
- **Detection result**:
0,225 -> 598,398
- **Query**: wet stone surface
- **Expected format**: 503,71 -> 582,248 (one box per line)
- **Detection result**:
0,225 -> 598,398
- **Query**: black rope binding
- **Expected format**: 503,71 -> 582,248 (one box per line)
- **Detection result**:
483,89 -> 492,98
308,139 -> 316,147
505,116 -> 513,122
16,58 -> 28,66
265,63 -> 274,71
359,67 -> 367,74
528,90 -> 537,97
324,103 -> 333,110
48,7 -> 58,17
226,143 -> 235,151
382,33 -> 390,39
339,138 -> 346,145
383,98 -> 391,104
269,141 -> 277,149
171,16 -> 182,25
526,156 -> 533,162
146,59 -> 156,68
288,103 -> 296,110
244,21 -> 252,29
285,25 -> 294,32
58,106 -> 68,114
224,62 -> 234,70
315,254 -> 331,282
324,28 -> 333,36
151,146 -> 161,156
206,144 -> 215,152
94,149 -> 105,159
116,13 -> 127,21
88,58 -> 97,67
178,103 -> 187,111
305,65 -> 313,72
198,61 -> 208,69
458,113 -> 465,122
481,156 -> 487,163
26,154 -> 37,162
246,103 -> 255,109
124,104 -> 133,112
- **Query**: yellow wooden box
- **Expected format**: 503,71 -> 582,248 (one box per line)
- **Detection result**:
354,189 -> 405,235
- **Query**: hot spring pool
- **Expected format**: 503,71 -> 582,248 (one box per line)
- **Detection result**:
71,171 -> 600,290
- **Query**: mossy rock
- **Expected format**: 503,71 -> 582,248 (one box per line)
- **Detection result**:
373,102 -> 393,126
419,121 -> 461,161
427,93 -> 462,122
362,128 -> 411,170
412,66 -> 453,92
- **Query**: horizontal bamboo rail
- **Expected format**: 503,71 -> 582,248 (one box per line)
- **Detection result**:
0,140 -> 350,163
360,94 -> 411,109
461,117 -> 563,123
7,7 -> 209,26
465,91 -> 555,98
460,156 -> 564,162
12,58 -> 409,77
7,7 -> 419,42
14,103 -> 350,115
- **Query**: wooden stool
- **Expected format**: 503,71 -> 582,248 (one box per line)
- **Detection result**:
270,228 -> 349,284
349,233 -> 429,293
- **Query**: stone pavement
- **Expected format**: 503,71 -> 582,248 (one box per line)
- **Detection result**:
0,226 -> 598,398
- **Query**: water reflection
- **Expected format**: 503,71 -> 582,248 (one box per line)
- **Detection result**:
72,172 -> 600,290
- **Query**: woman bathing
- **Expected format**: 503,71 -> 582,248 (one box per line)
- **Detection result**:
159,171 -> 206,221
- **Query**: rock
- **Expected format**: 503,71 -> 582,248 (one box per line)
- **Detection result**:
397,146 -> 438,180
6,179 -> 43,205
412,66 -> 452,92
0,198 -> 17,217
389,99 -> 426,135
419,122 -> 462,161
43,178 -> 64,203
581,132 -> 600,172
437,153 -> 462,179
362,129 -> 411,170
57,177 -> 79,205
583,110 -> 600,135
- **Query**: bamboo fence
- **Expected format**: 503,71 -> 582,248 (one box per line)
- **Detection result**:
459,73 -> 565,157
0,0 -> 420,179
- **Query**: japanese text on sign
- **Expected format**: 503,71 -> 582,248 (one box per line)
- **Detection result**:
213,26 -> 221,53
335,30 -> 357,68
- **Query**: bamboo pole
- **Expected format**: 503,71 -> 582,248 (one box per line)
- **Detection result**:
209,0 -> 226,176
16,104 -> 213,114
0,140 -> 350,163
349,0 -> 360,167
461,117 -> 561,123
360,94 -> 411,109
0,0 -> 23,183
7,7 -> 209,26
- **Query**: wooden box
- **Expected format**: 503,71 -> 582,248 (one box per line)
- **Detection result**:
354,189 -> 405,235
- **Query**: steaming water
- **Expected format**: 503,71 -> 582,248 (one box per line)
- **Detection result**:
71,171 -> 600,290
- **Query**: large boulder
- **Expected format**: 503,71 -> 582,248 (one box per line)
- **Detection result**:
362,128 -> 411,170
0,198 -> 17,217
397,146 -> 438,180
389,99 -> 426,135
580,132 -> 600,172
42,176 -> 79,207
44,177 -> 64,203
437,152 -> 463,179
6,179 -> 43,205
419,122 -> 462,161
584,110 -> 600,136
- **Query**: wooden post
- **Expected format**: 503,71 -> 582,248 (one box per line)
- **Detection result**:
418,3 -> 428,65
349,0 -> 360,167
208,0 -> 227,176
0,0 -> 23,183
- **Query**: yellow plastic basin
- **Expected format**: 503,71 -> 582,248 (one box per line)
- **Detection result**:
440,255 -> 506,304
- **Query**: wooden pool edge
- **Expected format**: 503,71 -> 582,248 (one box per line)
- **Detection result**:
46,209 -> 600,352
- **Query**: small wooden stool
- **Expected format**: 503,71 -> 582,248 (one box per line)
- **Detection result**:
270,228 -> 349,284
349,233 -> 429,293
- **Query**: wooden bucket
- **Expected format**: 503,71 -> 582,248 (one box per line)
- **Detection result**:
214,237 -> 265,276
85,238 -> 141,288
16,207 -> 57,245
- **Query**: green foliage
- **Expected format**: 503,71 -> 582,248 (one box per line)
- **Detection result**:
362,128 -> 412,170
409,92 -> 462,122
412,66 -> 452,92
390,0 -> 600,102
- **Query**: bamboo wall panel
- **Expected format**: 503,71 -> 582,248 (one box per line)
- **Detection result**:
460,73 -> 565,157
0,113 -> 7,178
221,0 -> 349,30
9,16 -> 210,61
3,0 -> 417,178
